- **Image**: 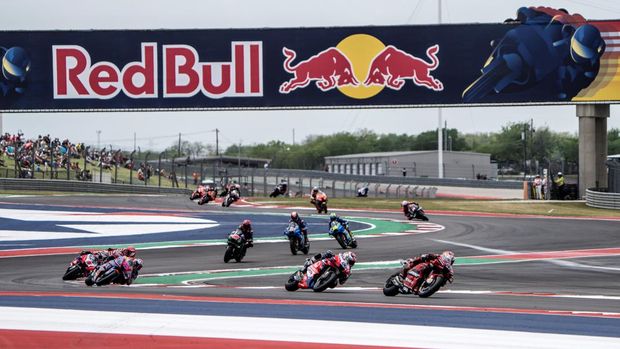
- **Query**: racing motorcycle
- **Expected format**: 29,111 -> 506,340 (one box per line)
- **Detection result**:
328,220 -> 357,249
312,193 -> 328,214
224,229 -> 246,263
383,258 -> 453,298
62,252 -> 99,280
285,261 -> 342,293
85,264 -> 123,287
269,183 -> 288,198
406,204 -> 429,221
222,189 -> 240,207
190,185 -> 206,201
284,222 -> 309,255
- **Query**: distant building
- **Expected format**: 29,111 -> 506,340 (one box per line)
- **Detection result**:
324,150 -> 497,179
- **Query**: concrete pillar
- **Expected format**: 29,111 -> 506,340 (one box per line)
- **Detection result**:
577,104 -> 609,197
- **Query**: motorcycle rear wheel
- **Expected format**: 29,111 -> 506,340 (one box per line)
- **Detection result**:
418,275 -> 445,298
313,270 -> 338,292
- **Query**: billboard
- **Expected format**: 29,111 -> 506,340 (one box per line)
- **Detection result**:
0,6 -> 618,112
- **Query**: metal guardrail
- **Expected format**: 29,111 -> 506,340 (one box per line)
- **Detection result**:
0,178 -> 191,195
585,188 -> 620,209
246,168 -> 522,189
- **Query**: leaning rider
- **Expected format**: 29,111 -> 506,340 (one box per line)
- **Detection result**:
290,211 -> 310,247
400,251 -> 454,294
237,219 -> 254,247
329,212 -> 355,240
401,200 -> 420,217
299,250 -> 357,288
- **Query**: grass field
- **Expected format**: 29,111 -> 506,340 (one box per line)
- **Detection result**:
249,197 -> 620,218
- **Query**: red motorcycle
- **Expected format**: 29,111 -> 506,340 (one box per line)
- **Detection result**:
311,192 -> 328,214
285,260 -> 343,293
383,257 -> 453,298
62,252 -> 100,280
190,185 -> 206,201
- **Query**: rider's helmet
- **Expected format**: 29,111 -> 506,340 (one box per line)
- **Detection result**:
312,186 -> 319,193
401,200 -> 409,207
570,24 -> 605,65
2,47 -> 31,82
329,212 -> 337,221
242,219 -> 251,228
439,251 -> 455,267
557,172 -> 563,176
290,211 -> 298,220
125,246 -> 136,257
343,251 -> 357,266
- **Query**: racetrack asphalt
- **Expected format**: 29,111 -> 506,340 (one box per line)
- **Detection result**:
0,194 -> 619,342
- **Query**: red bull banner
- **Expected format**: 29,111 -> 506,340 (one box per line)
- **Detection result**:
1,6 -> 619,112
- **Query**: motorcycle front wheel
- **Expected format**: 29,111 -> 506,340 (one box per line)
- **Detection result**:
224,246 -> 234,263
334,234 -> 348,249
62,265 -> 82,280
285,272 -> 300,292
382,273 -> 401,296
289,238 -> 298,255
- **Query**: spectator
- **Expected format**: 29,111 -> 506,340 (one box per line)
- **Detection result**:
533,175 -> 543,200
554,172 -> 566,200
402,167 -> 407,177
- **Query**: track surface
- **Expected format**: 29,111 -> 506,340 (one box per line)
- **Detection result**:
0,194 -> 619,346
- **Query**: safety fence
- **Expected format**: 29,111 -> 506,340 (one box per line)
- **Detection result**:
585,188 -> 620,210
0,178 -> 190,195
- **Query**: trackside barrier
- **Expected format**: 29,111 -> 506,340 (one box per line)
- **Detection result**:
0,178 -> 191,195
585,188 -> 620,209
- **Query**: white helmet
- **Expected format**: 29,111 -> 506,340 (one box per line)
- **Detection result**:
401,200 -> 408,207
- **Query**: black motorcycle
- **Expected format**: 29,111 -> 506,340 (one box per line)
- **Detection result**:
269,183 -> 288,198
222,190 -> 240,207
224,229 -> 246,263
406,204 -> 429,221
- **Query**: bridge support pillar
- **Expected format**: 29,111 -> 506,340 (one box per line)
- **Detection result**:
577,104 -> 609,198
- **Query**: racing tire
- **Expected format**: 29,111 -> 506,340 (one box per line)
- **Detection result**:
224,246 -> 234,263
383,273 -> 401,297
334,234 -> 347,249
95,270 -> 119,286
418,275 -> 445,298
313,270 -> 338,292
349,239 -> 358,249
85,275 -> 95,286
62,265 -> 82,281
289,238 -> 298,255
301,244 -> 309,255
234,248 -> 243,263
285,273 -> 300,292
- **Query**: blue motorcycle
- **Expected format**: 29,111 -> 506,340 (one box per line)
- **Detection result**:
284,222 -> 309,255
328,221 -> 357,249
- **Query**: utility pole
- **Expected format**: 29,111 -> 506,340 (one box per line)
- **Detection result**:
215,128 -> 219,156
133,132 -> 136,152
292,128 -> 295,145
522,123 -> 527,180
96,130 -> 101,149
178,133 -> 181,157
437,0 -> 443,178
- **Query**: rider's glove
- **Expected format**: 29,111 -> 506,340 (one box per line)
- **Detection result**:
323,250 -> 333,259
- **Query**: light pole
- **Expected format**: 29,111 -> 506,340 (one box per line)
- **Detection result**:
96,130 -> 101,149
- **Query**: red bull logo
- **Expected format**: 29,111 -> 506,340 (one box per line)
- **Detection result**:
279,34 -> 443,99
52,41 -> 262,100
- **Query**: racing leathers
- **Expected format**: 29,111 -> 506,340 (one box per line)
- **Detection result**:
93,256 -> 134,285
290,215 -> 310,247
238,224 -> 254,247
299,251 -> 352,289
400,254 -> 450,294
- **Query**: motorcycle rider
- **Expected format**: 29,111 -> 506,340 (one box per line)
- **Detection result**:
290,211 -> 310,247
401,200 -> 421,219
90,255 -> 134,286
237,219 -> 254,248
299,250 -> 356,289
329,212 -> 355,241
399,251 -> 454,294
